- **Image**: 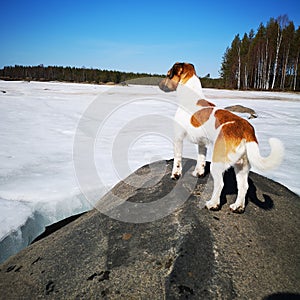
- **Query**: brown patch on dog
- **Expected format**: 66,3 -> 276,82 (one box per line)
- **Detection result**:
179,63 -> 196,84
214,109 -> 258,143
212,130 -> 233,163
167,62 -> 183,79
212,109 -> 258,162
196,99 -> 216,107
190,107 -> 214,127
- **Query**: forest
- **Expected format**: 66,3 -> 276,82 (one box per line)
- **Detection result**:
0,65 -> 163,85
221,15 -> 300,91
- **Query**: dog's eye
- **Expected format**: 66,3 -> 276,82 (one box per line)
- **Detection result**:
167,71 -> 172,79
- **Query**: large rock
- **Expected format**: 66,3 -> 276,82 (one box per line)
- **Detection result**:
225,104 -> 257,119
0,159 -> 299,299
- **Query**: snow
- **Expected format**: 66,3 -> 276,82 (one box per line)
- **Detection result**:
0,80 -> 299,262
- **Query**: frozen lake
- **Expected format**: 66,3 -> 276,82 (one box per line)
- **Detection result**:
0,80 -> 299,262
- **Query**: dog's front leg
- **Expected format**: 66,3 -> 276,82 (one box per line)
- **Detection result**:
171,137 -> 184,180
192,142 -> 207,177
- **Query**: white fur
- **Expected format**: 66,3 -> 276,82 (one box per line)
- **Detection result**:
246,138 -> 284,171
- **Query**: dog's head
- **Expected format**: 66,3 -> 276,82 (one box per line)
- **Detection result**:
159,62 -> 196,92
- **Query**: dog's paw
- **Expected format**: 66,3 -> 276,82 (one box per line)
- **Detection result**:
171,173 -> 181,180
229,203 -> 245,214
205,201 -> 220,211
192,169 -> 205,178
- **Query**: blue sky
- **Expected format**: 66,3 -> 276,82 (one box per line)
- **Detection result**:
1,0 -> 299,78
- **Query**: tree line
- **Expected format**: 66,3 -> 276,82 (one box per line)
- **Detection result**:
0,65 -> 163,85
221,15 -> 300,91
0,65 -> 224,88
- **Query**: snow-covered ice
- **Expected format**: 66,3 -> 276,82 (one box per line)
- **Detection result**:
0,80 -> 299,262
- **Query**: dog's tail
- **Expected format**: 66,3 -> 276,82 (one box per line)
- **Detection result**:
246,138 -> 284,171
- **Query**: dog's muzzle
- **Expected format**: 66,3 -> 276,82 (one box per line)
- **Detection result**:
159,78 -> 171,92
159,78 -> 177,92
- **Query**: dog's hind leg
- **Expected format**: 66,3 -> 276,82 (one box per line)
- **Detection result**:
205,162 -> 226,210
192,142 -> 207,177
230,158 -> 250,213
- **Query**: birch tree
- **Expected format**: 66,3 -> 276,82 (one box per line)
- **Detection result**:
240,33 -> 251,89
271,15 -> 289,89
291,26 -> 300,91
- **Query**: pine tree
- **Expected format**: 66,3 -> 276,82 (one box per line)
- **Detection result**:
220,15 -> 298,91
220,34 -> 241,89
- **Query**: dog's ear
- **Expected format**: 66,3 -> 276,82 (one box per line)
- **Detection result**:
168,63 -> 183,79
189,63 -> 195,72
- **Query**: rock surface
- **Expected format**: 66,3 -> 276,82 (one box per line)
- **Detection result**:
0,158 -> 299,299
225,104 -> 257,119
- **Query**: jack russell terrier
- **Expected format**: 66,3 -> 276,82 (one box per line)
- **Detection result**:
159,62 -> 284,213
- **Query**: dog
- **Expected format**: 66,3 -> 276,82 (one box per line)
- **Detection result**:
159,62 -> 284,213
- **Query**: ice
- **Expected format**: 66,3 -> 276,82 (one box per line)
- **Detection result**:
0,80 -> 299,263
0,81 -> 106,262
